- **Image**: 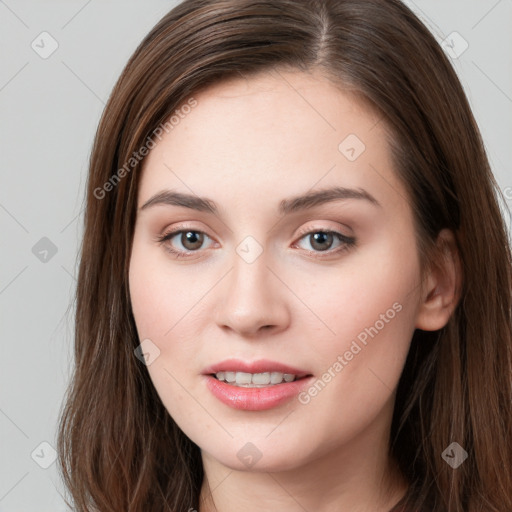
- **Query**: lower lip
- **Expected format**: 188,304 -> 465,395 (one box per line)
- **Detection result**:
204,375 -> 313,411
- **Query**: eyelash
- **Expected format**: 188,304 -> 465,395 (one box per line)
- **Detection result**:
155,225 -> 356,260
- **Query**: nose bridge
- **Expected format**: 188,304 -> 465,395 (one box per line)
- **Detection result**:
214,238 -> 290,336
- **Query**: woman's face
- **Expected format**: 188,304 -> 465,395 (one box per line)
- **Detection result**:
129,69 -> 424,472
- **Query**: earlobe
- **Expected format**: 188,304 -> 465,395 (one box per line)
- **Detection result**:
415,229 -> 462,331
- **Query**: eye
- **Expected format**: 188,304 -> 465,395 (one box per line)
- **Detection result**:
156,226 -> 356,260
293,228 -> 356,256
156,228 -> 214,258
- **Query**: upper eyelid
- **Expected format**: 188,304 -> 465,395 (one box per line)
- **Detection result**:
295,222 -> 353,238
162,217 -> 353,235
160,223 -> 352,240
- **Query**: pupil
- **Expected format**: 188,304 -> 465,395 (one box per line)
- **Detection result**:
311,232 -> 333,251
183,231 -> 203,250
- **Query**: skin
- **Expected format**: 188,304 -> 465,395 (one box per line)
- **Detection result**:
129,68 -> 460,512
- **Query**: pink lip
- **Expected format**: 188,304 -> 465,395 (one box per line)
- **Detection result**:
202,359 -> 313,411
204,375 -> 314,410
202,358 -> 310,377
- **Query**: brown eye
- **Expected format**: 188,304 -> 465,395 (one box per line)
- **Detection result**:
157,229 -> 214,258
293,229 -> 356,258
179,231 -> 204,251
308,232 -> 335,251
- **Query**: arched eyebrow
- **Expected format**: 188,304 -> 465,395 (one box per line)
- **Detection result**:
139,186 -> 381,214
279,186 -> 381,213
140,190 -> 217,213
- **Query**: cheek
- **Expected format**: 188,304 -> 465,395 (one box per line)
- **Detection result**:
292,236 -> 420,422
304,229 -> 421,345
296,237 -> 419,364
128,238 -> 212,386
128,244 -> 209,431
128,238 -> 193,339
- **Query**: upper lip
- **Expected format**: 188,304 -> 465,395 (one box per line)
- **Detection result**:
202,359 -> 311,378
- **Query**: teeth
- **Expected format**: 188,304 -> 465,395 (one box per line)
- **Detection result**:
270,371 -> 284,384
214,371 -> 298,386
235,372 -> 253,385
252,372 -> 271,385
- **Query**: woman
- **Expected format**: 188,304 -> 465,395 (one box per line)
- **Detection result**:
57,0 -> 512,510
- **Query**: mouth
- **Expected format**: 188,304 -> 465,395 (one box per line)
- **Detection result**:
202,359 -> 314,410
202,358 -> 312,384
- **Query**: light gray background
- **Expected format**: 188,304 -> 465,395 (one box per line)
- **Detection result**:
1,1 -> 511,510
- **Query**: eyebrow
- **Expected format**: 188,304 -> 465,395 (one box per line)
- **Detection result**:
139,186 -> 381,214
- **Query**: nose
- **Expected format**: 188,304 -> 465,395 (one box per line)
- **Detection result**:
214,250 -> 291,338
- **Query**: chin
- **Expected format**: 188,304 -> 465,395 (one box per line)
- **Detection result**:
201,436 -> 313,473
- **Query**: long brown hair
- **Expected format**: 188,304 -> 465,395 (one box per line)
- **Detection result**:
56,0 -> 512,510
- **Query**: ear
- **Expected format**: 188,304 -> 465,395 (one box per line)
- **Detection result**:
415,229 -> 462,331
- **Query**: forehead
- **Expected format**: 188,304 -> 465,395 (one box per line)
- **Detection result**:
137,68 -> 405,215
179,69 -> 382,146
